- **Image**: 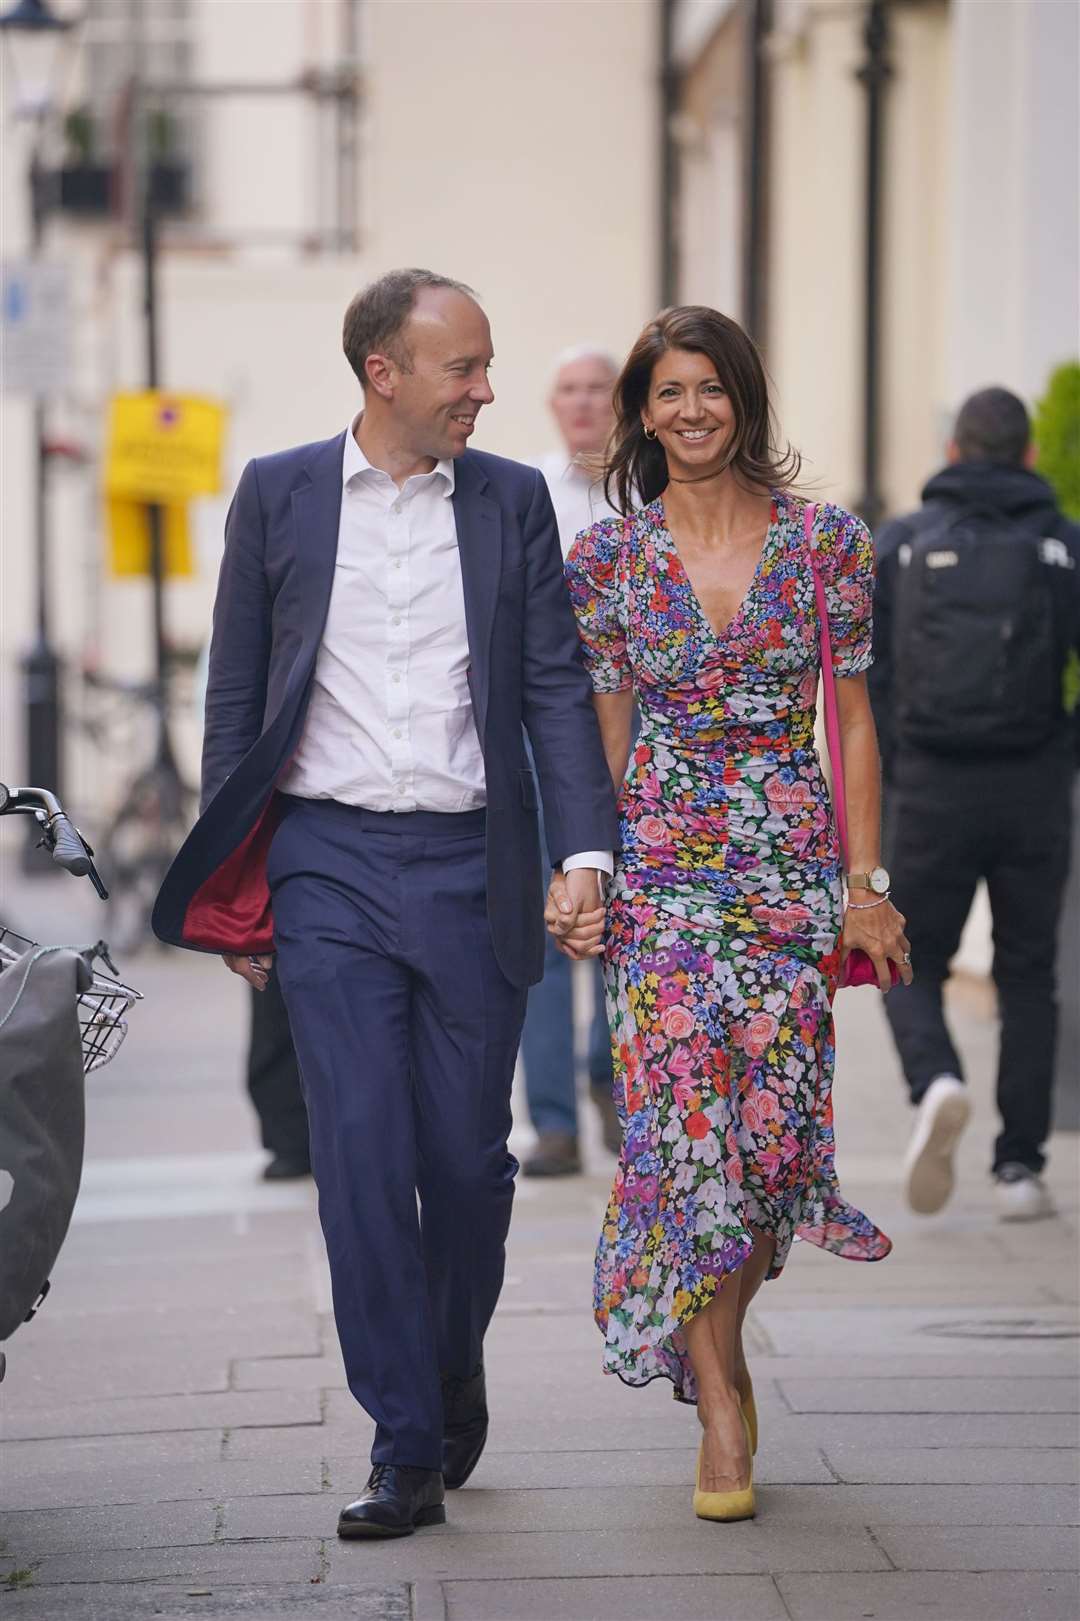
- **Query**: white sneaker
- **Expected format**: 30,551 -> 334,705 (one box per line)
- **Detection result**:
903,1075 -> 971,1214
994,1163 -> 1055,1222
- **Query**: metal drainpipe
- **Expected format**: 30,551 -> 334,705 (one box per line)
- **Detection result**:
659,0 -> 681,307
741,0 -> 772,344
855,0 -> 892,531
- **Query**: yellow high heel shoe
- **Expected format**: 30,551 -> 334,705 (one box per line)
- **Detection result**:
742,1381 -> 758,1455
693,1411 -> 755,1522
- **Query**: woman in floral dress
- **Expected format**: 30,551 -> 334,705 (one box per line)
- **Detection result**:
553,307 -> 911,1522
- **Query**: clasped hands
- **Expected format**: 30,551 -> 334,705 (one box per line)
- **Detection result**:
545,868 -> 606,960
225,872 -> 609,986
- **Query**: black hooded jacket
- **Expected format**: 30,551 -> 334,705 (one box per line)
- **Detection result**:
870,462 -> 1080,775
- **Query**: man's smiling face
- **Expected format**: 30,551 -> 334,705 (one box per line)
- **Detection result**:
390,287 -> 496,461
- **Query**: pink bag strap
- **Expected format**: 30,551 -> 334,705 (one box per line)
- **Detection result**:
804,502 -> 850,868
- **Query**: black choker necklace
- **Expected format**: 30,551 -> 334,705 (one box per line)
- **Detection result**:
668,467 -> 726,485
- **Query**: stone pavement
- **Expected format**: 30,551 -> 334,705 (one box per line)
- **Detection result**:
1,863 -> 1078,1621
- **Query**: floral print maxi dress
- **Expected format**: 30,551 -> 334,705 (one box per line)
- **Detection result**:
565,491 -> 892,1404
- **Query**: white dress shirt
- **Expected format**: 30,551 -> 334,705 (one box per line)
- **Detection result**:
281,427 -> 483,811
280,424 -> 610,876
538,451 -> 620,558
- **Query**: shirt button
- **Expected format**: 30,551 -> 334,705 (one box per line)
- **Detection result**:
392,616 -> 402,626
392,673 -> 401,684
392,729 -> 402,739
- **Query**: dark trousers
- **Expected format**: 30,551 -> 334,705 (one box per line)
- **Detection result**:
267,799 -> 527,1469
247,974 -> 309,1163
883,748 -> 1073,1173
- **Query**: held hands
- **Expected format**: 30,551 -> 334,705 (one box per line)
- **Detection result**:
841,898 -> 913,993
223,952 -> 273,991
545,868 -> 606,960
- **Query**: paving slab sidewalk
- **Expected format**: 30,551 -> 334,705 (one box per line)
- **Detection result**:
1,865 -> 1077,1621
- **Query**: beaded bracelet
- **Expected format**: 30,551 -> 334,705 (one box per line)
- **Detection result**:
846,894 -> 889,911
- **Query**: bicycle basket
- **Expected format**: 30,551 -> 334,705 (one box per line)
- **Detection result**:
0,927 -> 141,1074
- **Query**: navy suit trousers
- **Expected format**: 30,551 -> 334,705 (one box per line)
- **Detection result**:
266,797 -> 527,1469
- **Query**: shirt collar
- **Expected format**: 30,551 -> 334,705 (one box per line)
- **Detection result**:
343,416 -> 456,496
541,449 -> 601,486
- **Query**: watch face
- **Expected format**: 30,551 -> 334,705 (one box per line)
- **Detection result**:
871,867 -> 891,894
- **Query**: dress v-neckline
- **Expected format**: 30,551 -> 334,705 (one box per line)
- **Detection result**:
657,496 -> 780,643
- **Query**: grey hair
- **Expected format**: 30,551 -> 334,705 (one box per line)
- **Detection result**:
343,268 -> 478,387
549,344 -> 620,389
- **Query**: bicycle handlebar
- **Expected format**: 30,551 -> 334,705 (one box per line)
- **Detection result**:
0,783 -> 109,899
51,813 -> 93,877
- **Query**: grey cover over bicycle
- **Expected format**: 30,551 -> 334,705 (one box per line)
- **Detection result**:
0,945 -> 90,1341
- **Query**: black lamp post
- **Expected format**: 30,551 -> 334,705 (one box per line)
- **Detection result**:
0,0 -> 77,835
855,0 -> 893,533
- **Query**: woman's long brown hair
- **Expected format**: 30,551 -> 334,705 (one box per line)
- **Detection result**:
604,306 -> 802,515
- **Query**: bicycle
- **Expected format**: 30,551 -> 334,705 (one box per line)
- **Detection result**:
0,782 -> 141,1382
78,665 -> 198,954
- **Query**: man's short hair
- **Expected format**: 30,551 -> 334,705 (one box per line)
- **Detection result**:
952,386 -> 1030,466
342,269 -> 477,386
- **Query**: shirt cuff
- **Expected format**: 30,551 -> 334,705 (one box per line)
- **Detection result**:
562,850 -> 614,878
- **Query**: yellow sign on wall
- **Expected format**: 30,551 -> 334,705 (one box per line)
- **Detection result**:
105,391 -> 226,504
107,498 -> 194,578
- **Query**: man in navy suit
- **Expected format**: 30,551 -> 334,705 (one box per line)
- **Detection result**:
154,270 -> 617,1538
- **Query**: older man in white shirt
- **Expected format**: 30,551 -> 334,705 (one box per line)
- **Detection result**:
522,347 -> 623,1177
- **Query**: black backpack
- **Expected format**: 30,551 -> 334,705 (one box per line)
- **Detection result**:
892,507 -> 1064,755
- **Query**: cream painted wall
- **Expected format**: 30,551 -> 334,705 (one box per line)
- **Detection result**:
676,3 -> 742,314
765,6 -> 865,508
192,0 -> 316,245
879,0 -> 950,512
361,0 -> 658,459
947,0 -> 1080,409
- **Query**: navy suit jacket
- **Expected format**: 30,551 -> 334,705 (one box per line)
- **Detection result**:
151,431 -> 618,986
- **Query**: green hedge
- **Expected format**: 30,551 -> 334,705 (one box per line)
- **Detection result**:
1034,361 -> 1080,521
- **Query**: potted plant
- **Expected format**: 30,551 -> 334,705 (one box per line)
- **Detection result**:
146,106 -> 190,215
57,104 -> 112,215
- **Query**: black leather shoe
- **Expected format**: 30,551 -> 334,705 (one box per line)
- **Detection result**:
337,1464 -> 445,1539
262,1153 -> 312,1181
442,1363 -> 488,1489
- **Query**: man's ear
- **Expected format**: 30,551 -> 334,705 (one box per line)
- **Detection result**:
1023,440 -> 1038,469
365,352 -> 396,401
945,438 -> 961,466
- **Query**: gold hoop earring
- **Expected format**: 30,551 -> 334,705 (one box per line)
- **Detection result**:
643,426 -> 657,440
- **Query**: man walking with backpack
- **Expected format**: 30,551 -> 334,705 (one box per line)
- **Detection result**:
870,387 -> 1080,1222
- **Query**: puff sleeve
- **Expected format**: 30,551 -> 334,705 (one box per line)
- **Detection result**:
565,517 -> 632,694
813,504 -> 875,679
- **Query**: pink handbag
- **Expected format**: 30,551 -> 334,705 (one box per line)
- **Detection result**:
804,503 -> 898,991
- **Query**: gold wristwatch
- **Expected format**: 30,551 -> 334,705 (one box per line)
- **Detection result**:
846,867 -> 891,895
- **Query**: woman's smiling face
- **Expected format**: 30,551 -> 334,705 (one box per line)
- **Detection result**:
642,348 -> 737,479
